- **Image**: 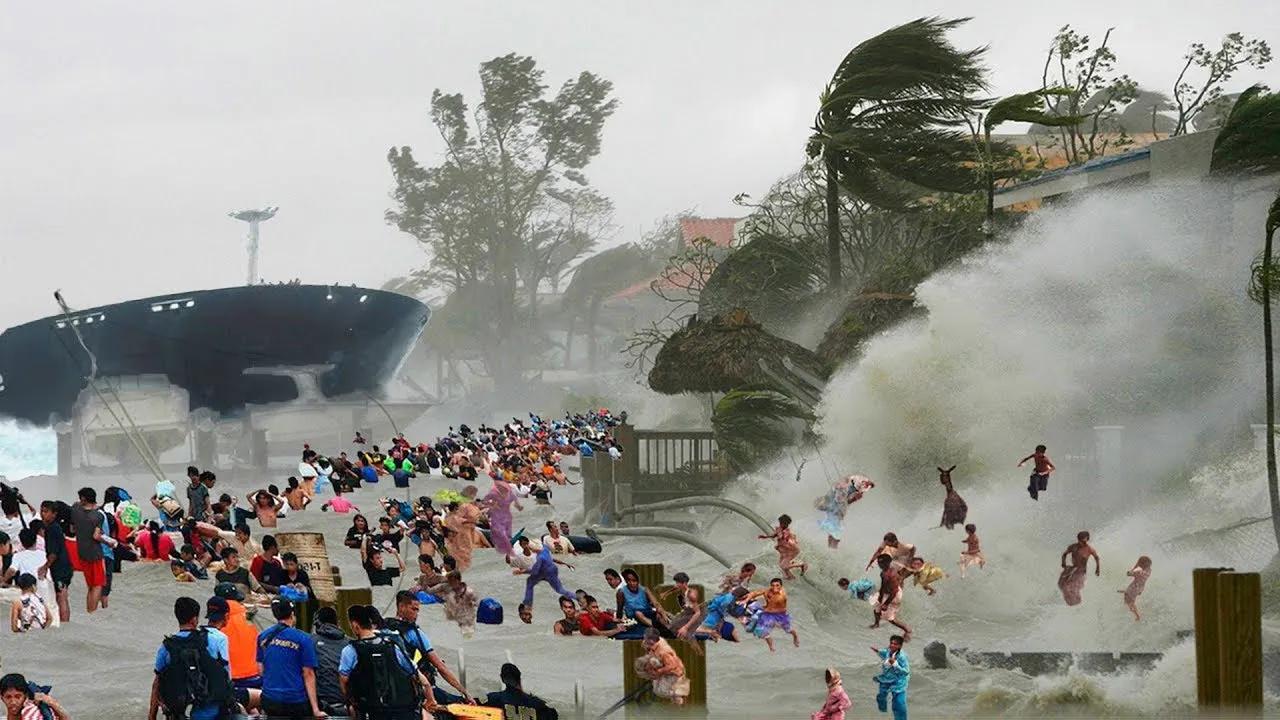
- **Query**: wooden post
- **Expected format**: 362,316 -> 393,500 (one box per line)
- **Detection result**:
1217,572 -> 1263,715
622,637 -> 707,718
622,563 -> 665,592
335,586 -> 373,637
1194,567 -> 1231,708
331,566 -> 343,589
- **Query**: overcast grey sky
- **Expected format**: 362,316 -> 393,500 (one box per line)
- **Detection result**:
1,1 -> 1275,329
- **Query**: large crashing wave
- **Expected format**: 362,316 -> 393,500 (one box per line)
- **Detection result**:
719,182 -> 1278,713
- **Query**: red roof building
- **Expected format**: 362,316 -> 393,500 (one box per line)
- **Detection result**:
611,217 -> 741,300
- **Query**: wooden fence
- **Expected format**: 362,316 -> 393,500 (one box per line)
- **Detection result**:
579,423 -> 735,524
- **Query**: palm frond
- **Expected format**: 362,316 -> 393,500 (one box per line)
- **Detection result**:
985,89 -> 1085,131
1210,84 -> 1280,176
712,385 -> 815,472
699,231 -> 825,321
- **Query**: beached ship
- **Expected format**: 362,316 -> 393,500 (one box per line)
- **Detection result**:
0,284 -> 431,467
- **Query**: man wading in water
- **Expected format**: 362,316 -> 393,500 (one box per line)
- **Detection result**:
1058,531 -> 1100,606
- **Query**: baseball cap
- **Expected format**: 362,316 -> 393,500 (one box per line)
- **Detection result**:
206,596 -> 230,622
214,582 -> 245,602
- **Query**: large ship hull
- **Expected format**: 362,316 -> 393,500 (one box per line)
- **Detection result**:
0,284 -> 430,427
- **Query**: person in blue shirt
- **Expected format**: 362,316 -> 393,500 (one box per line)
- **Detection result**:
256,597 -> 326,719
339,604 -> 436,719
689,587 -> 748,642
381,591 -> 472,706
149,596 -> 234,720
872,635 -> 909,720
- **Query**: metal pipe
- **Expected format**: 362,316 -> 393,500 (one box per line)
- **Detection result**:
616,495 -> 774,535
586,526 -> 732,568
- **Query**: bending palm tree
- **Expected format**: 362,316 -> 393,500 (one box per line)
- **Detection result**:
980,90 -> 1082,222
1209,84 -> 1280,554
808,16 -> 988,286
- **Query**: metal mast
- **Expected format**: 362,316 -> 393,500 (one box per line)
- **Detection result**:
228,206 -> 279,285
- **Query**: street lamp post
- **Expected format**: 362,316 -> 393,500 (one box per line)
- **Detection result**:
228,206 -> 279,286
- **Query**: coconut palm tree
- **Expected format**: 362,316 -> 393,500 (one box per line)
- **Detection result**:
808,17 -> 989,286
1209,84 -> 1280,552
980,89 -> 1084,222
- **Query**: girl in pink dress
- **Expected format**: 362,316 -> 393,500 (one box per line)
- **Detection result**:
812,668 -> 851,720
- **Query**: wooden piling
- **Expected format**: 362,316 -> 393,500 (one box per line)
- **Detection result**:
335,586 -> 373,637
622,563 -> 665,592
1217,572 -> 1263,715
1193,567 -> 1231,708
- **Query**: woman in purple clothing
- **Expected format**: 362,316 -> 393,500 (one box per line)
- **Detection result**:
483,476 -> 522,558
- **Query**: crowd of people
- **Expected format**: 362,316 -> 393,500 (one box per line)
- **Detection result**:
0,409 -> 626,719
0,414 -> 1161,719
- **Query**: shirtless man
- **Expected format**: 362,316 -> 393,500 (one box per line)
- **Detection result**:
247,490 -> 285,528
1058,531 -> 1100,606
866,532 -> 916,574
870,553 -> 911,641
1018,445 -> 1055,501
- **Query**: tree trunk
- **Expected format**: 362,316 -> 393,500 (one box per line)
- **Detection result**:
825,157 -> 842,287
564,313 -> 576,369
984,125 -> 996,224
586,298 -> 602,372
1265,225 -> 1280,553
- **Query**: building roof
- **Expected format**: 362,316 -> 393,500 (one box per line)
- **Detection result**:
680,217 -> 739,248
610,217 -> 741,301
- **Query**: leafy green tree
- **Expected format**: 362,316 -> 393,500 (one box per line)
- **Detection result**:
1034,26 -> 1140,163
386,53 -> 618,389
1210,84 -> 1280,555
1171,33 -> 1272,136
808,17 -> 989,286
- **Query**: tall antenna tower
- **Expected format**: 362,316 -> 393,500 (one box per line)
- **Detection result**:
228,206 -> 279,285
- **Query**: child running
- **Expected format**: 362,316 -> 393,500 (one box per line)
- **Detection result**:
744,578 -> 800,651
872,635 -> 910,720
759,515 -> 807,580
1120,555 -> 1153,621
959,523 -> 985,578
1017,444 -> 1056,501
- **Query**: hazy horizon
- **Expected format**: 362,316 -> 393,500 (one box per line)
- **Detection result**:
1,1 -> 1275,329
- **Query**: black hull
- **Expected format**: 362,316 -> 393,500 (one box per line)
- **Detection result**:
0,285 -> 429,427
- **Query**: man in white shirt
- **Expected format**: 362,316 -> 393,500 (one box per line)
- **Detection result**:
298,449 -> 320,498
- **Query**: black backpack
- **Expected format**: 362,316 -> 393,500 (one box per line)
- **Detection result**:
346,635 -> 421,712
380,618 -> 437,684
158,629 -> 233,715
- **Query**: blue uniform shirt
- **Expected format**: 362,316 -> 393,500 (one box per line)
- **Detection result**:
154,627 -> 230,720
256,624 -> 318,704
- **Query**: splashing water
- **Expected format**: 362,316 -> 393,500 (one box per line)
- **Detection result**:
0,418 -> 56,482
723,181 -> 1280,715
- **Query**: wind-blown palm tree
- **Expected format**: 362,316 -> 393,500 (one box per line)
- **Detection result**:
1209,84 -> 1280,553
980,89 -> 1083,221
808,17 -> 989,286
